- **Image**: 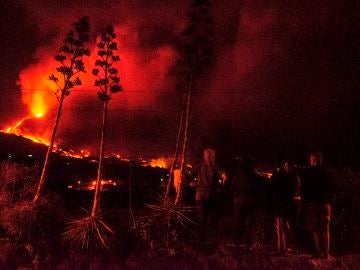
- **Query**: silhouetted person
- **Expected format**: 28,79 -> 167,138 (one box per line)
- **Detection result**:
231,159 -> 263,251
302,152 -> 333,259
271,160 -> 301,255
195,148 -> 222,240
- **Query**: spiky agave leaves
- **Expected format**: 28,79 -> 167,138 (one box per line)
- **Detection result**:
63,208 -> 113,253
146,193 -> 197,229
142,193 -> 197,251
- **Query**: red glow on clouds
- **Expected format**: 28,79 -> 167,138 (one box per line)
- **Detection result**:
10,1 -> 280,155
13,23 -> 177,150
1,0 -> 355,160
205,7 -> 279,111
18,57 -> 58,118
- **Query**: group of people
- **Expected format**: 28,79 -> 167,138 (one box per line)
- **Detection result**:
194,149 -> 333,259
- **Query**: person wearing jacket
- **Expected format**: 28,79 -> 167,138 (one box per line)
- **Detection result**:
230,159 -> 263,251
195,148 -> 222,226
301,151 -> 334,259
271,160 -> 301,255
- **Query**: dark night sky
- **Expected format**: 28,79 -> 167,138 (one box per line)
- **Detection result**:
1,0 -> 359,165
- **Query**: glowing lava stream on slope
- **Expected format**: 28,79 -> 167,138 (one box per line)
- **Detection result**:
1,115 -> 169,166
1,112 -> 91,159
1,113 -> 51,146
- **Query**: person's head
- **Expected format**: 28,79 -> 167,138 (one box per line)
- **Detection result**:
283,161 -> 290,173
203,148 -> 216,165
277,156 -> 291,173
308,151 -> 323,168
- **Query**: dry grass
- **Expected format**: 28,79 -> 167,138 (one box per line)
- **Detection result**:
0,161 -> 39,207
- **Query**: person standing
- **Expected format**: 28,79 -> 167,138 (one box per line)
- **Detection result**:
195,149 -> 222,232
271,160 -> 301,255
231,159 -> 263,251
302,151 -> 333,259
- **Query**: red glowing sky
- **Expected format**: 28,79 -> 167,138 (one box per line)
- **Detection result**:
1,0 -> 359,163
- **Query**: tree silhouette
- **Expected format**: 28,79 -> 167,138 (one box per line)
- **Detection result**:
171,0 -> 214,205
91,25 -> 122,217
33,17 -> 90,204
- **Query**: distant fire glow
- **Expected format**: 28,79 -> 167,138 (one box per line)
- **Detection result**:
19,59 -> 59,118
1,116 -> 169,165
4,117 -> 30,133
68,179 -> 119,191
2,71 -> 53,147
149,158 -> 169,168
3,24 -> 176,158
0,115 -> 94,159
1,116 -> 51,146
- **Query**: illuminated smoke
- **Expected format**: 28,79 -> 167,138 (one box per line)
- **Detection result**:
13,1 -> 187,156
8,0 -> 279,157
4,0 -> 351,161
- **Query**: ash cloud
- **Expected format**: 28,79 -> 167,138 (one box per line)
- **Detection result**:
15,0 -> 190,157
191,0 -> 360,162
2,0 -> 359,163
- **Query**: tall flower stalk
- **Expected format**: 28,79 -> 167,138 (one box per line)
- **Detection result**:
33,17 -> 90,204
172,0 -> 214,205
91,26 -> 122,216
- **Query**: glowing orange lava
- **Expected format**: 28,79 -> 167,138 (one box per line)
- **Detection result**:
149,158 -> 168,168
1,115 -> 51,146
3,23 -> 177,162
1,114 -> 93,159
3,117 -> 29,133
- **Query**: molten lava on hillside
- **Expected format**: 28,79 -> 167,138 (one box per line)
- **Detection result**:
1,22 -> 177,158
2,114 -> 51,146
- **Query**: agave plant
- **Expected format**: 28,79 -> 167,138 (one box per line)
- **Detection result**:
62,208 -> 114,270
91,25 -> 122,217
143,193 -> 196,250
63,208 -> 113,252
167,0 -> 214,205
34,17 -> 90,204
61,26 -> 120,266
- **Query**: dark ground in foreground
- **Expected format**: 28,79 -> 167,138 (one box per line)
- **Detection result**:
1,239 -> 360,269
0,171 -> 359,270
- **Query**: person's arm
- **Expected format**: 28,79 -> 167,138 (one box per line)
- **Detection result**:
324,169 -> 335,205
195,164 -> 201,187
220,170 -> 229,185
293,174 -> 302,201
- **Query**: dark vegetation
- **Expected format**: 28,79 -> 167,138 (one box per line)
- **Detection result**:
0,155 -> 359,269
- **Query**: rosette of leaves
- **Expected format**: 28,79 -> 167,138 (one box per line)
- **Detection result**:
142,192 -> 196,254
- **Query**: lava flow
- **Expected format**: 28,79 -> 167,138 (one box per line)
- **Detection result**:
1,113 -> 51,146
1,115 -> 170,167
149,157 -> 169,169
1,113 -> 94,159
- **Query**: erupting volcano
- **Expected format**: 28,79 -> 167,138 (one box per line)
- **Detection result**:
1,19 -> 177,160
0,0 -> 358,164
0,5 -> 185,166
2,114 -> 50,146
